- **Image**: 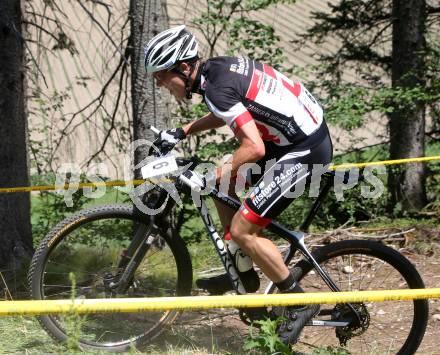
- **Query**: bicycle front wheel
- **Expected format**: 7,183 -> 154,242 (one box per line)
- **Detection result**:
29,204 -> 192,352
291,240 -> 428,355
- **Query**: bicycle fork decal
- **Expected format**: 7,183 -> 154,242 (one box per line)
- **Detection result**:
197,197 -> 246,294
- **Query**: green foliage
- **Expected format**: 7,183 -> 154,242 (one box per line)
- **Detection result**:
192,0 -> 294,68
63,273 -> 85,353
29,89 -> 71,174
324,86 -> 372,130
228,19 -> 285,68
175,197 -> 209,244
319,80 -> 439,132
31,174 -> 90,246
294,0 -> 440,144
243,317 -> 291,354
312,346 -> 351,355
424,142 -> 440,216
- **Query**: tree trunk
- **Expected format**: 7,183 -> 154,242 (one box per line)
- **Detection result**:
0,0 -> 33,278
129,0 -> 169,179
388,0 -> 427,212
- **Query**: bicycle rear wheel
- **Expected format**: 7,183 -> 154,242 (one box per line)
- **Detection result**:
289,240 -> 428,354
29,204 -> 192,352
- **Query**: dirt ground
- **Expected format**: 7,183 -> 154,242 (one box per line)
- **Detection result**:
406,251 -> 440,355
154,232 -> 440,354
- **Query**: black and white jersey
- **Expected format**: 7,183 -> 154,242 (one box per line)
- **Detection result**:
198,56 -> 327,148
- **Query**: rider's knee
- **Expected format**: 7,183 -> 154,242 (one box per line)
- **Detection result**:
229,223 -> 240,242
229,224 -> 253,248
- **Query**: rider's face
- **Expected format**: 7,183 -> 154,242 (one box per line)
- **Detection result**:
153,69 -> 186,101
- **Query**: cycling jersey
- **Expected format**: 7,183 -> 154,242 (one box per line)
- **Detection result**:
192,56 -> 333,226
194,56 -> 328,149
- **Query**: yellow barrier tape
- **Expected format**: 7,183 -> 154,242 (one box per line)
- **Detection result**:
1,288 -> 439,316
330,155 -> 440,170
1,155 -> 439,194
0,180 -> 146,194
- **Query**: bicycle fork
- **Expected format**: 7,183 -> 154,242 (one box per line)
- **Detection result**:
106,221 -> 156,294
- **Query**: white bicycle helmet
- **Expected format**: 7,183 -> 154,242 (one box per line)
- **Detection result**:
144,25 -> 199,73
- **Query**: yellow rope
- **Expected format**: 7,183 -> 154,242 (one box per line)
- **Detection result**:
0,288 -> 438,316
330,155 -> 440,170
1,155 -> 439,194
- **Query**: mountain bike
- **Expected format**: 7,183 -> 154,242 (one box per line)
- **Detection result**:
29,126 -> 428,354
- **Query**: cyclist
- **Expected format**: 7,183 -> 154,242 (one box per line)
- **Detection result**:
144,25 -> 333,345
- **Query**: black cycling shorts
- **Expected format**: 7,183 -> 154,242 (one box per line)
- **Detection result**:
238,133 -> 333,227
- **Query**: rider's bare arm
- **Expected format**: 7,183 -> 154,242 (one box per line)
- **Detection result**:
216,120 -> 265,182
183,112 -> 226,135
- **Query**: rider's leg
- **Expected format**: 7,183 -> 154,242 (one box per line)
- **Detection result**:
232,136 -> 333,344
213,175 -> 241,229
213,198 -> 236,230
229,213 -> 289,282
197,175 -> 261,294
230,211 -> 319,344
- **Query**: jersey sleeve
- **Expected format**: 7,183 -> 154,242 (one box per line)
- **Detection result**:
204,86 -> 253,135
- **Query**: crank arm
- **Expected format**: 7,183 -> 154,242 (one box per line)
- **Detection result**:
309,319 -> 350,327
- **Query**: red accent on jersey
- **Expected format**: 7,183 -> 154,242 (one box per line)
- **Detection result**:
263,64 -> 276,79
282,80 -> 317,124
240,201 -> 272,227
246,70 -> 262,101
282,79 -> 301,97
255,123 -> 281,144
233,111 -> 253,134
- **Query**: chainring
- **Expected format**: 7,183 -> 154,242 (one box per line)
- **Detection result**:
333,303 -> 370,346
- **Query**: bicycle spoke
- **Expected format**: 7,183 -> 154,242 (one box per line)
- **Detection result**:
293,242 -> 425,354
31,210 -> 191,350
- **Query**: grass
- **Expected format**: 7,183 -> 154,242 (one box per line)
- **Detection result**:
0,315 -> 358,354
0,315 -> 235,354
2,218 -> 439,353
0,316 -> 63,354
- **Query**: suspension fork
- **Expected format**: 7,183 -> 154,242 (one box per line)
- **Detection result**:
109,222 -> 156,293
112,189 -> 175,292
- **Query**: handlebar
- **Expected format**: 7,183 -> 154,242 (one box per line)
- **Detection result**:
149,125 -> 161,136
147,125 -> 210,193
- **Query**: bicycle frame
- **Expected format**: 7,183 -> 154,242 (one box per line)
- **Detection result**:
194,171 -> 362,325
113,162 -> 360,325
204,172 -> 343,295
113,171 -> 340,294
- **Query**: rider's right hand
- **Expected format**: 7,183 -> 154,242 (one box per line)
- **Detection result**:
181,169 -> 216,192
153,128 -> 186,155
